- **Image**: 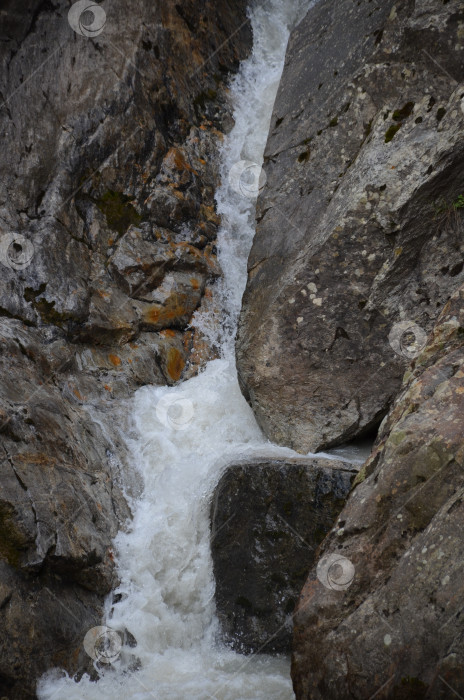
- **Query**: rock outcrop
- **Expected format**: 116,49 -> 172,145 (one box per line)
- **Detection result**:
292,282 -> 464,698
236,0 -> 464,452
210,457 -> 356,653
0,1 -> 251,695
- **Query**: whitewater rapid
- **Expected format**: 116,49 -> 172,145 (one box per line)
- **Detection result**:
38,1 -> 314,698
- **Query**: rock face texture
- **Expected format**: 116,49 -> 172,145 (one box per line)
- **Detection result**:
0,1 -> 251,696
236,0 -> 464,452
292,283 -> 464,698
210,457 -> 356,652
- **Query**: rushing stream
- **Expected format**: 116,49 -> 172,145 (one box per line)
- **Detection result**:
38,1 -> 321,698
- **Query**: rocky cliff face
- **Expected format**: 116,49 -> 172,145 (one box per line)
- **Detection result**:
236,0 -> 464,453
0,1 -> 251,696
292,282 -> 464,698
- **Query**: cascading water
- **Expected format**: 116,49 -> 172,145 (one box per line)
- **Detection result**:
38,2 -> 316,698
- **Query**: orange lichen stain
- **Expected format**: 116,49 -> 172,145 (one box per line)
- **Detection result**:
15,453 -> 55,467
128,358 -> 132,364
200,204 -> 220,224
96,289 -> 110,299
73,388 -> 84,401
204,288 -> 213,298
145,306 -> 161,324
108,354 -> 121,367
108,238 -> 114,246
190,278 -> 200,290
96,502 -> 102,511
199,158 -> 206,164
104,385 -> 112,392
144,296 -> 189,328
166,347 -> 185,382
456,387 -> 464,394
199,124 -> 207,131
164,147 -> 198,175
160,329 -> 177,338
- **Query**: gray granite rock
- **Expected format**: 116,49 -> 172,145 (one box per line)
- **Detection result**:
236,0 -> 464,452
292,284 -> 464,698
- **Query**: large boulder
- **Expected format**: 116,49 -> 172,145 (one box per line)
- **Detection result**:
292,283 -> 464,698
236,0 -> 464,452
0,0 -> 251,696
210,457 -> 357,653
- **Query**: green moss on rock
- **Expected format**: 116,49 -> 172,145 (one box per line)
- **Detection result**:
385,124 -> 402,143
95,190 -> 142,235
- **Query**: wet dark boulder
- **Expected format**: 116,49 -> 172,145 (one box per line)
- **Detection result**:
210,457 -> 356,653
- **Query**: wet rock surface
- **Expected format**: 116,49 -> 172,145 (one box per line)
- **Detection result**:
210,457 -> 356,653
0,0 -> 251,695
292,285 -> 464,698
236,0 -> 464,452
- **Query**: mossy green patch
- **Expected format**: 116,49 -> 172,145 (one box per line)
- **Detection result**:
453,194 -> 464,210
385,124 -> 402,143
24,284 -> 78,327
95,190 -> 142,236
392,677 -> 428,699
0,503 -> 30,568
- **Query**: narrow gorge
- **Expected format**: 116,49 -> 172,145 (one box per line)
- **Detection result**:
0,0 -> 463,699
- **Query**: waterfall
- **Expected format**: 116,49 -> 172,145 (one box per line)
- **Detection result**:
38,2 -> 314,698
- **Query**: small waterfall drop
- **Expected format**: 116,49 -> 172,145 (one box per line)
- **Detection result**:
38,2 -> 314,698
